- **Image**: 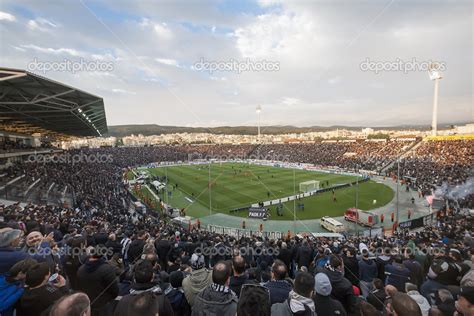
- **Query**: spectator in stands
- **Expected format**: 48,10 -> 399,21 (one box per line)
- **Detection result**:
342,247 -> 359,288
385,255 -> 411,292
317,255 -> 358,314
126,292 -> 161,316
16,262 -> 69,316
455,286 -> 474,316
0,228 -> 28,274
164,270 -> 191,316
433,288 -> 456,316
264,259 -> 293,305
295,240 -> 313,270
403,248 -> 423,288
367,278 -> 386,312
127,230 -> 148,264
76,245 -> 119,316
230,256 -> 249,297
182,253 -> 212,307
0,258 -> 37,316
386,292 -> 422,316
405,283 -> 430,316
313,272 -> 346,316
358,249 -> 378,298
49,292 -> 91,316
192,261 -> 238,316
115,259 -> 173,316
237,283 -> 271,316
271,271 -> 315,316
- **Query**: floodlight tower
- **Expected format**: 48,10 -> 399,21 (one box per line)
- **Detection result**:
429,63 -> 443,136
256,105 -> 262,142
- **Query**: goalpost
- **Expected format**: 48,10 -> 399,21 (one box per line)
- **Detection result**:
299,180 -> 320,193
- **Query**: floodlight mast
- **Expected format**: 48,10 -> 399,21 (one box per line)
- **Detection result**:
256,105 -> 262,142
429,63 -> 443,136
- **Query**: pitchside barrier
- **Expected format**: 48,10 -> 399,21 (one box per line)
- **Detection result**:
207,224 -> 284,240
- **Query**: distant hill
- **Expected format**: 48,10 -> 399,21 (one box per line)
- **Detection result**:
105,123 -> 461,137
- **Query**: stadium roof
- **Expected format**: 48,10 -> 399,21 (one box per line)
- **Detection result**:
0,67 -> 107,138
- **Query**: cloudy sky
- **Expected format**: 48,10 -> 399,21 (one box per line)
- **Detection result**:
0,0 -> 472,127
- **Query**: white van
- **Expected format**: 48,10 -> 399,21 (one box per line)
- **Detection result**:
320,216 -> 346,233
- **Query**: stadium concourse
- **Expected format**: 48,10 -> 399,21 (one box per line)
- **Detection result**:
0,135 -> 472,316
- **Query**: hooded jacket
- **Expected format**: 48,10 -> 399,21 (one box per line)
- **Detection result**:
191,284 -> 238,316
114,282 -> 174,316
271,296 -> 316,316
358,258 -> 378,282
76,257 -> 119,311
264,279 -> 294,305
407,290 -> 430,316
0,274 -> 24,314
182,268 -> 212,307
317,267 -> 357,314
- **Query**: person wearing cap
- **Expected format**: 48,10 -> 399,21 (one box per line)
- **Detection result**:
313,272 -> 347,316
0,228 -> 28,274
182,252 -> 212,307
456,286 -> 474,316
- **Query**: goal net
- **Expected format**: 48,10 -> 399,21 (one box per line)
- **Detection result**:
299,180 -> 320,193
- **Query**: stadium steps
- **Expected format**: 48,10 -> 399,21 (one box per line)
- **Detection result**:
379,139 -> 423,173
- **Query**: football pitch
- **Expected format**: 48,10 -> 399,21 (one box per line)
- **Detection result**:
142,162 -> 394,220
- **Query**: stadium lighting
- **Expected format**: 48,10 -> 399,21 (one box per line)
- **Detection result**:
256,105 -> 262,141
428,63 -> 443,136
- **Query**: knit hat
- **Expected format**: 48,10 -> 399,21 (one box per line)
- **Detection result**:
314,273 -> 332,296
190,253 -> 205,270
169,270 -> 184,288
0,228 -> 22,247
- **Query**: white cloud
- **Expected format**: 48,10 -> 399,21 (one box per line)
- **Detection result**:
0,11 -> 16,22
153,23 -> 172,39
155,58 -> 179,67
28,18 -> 58,31
111,88 -> 136,95
19,44 -> 82,56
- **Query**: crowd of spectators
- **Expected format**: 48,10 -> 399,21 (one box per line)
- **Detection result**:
0,199 -> 473,316
0,139 -> 472,315
387,140 -> 473,197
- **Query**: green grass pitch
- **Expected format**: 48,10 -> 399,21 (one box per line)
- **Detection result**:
144,162 -> 394,220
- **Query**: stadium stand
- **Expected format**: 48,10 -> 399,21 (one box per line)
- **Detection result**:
0,139 -> 472,316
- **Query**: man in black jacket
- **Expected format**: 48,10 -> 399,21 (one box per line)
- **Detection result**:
295,241 -> 313,270
127,230 -> 147,264
76,246 -> 119,316
313,272 -> 347,316
114,259 -> 173,316
16,262 -> 70,316
317,255 -> 358,315
367,278 -> 386,311
229,256 -> 248,297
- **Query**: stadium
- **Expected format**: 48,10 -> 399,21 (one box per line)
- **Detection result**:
0,2 -> 473,316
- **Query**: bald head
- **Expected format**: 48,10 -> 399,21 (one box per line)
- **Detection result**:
49,293 -> 90,316
385,285 -> 398,297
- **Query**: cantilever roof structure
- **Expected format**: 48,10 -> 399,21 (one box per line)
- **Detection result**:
0,67 -> 107,138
